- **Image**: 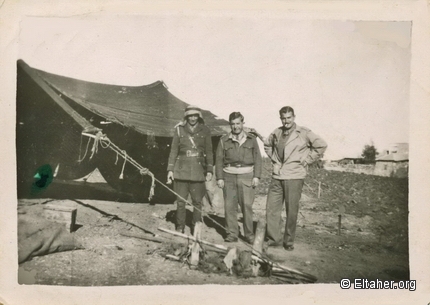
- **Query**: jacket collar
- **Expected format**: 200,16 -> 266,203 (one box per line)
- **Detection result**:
226,130 -> 254,139
176,121 -> 204,134
227,130 -> 249,146
185,122 -> 204,134
281,123 -> 296,134
286,129 -> 299,145
274,124 -> 301,145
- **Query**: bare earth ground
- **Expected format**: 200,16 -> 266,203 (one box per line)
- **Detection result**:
18,167 -> 409,286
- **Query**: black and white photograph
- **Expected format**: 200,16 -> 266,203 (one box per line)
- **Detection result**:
1,1 -> 429,304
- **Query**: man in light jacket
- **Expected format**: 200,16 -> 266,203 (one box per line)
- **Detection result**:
215,112 -> 262,244
251,106 -> 327,251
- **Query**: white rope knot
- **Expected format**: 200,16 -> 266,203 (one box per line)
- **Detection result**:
89,131 -> 103,159
139,168 -> 149,175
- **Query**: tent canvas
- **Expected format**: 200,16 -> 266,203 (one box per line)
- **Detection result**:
16,60 -> 230,201
33,62 -> 229,137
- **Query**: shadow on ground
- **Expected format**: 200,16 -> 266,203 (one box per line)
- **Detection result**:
18,179 -> 175,204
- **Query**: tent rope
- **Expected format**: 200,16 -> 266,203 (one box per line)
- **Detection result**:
81,131 -> 315,282
77,135 -> 92,163
89,132 -> 102,159
83,131 -> 156,201
119,150 -> 127,180
83,131 -> 260,255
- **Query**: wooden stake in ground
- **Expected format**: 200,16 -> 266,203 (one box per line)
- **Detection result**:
318,181 -> 321,198
189,222 -> 202,267
252,218 -> 266,256
338,204 -> 345,236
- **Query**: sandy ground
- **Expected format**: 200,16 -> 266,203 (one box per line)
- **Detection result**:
17,168 -> 409,286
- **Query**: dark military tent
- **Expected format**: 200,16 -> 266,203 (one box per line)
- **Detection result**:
16,60 -> 230,201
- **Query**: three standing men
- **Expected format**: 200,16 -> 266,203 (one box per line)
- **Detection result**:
167,105 -> 327,251
216,112 -> 262,243
167,105 -> 213,233
251,106 -> 327,251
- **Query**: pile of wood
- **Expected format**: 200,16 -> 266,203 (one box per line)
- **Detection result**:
158,220 -> 317,284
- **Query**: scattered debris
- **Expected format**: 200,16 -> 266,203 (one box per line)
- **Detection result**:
151,213 -> 165,220
158,226 -> 317,284
223,248 -> 237,274
120,231 -> 165,243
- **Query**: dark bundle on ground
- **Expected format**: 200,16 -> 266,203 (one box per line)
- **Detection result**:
199,252 -> 228,274
232,250 -> 253,278
162,243 -> 189,259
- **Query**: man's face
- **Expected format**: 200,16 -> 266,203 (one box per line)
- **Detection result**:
186,114 -> 199,126
280,111 -> 295,129
230,117 -> 244,135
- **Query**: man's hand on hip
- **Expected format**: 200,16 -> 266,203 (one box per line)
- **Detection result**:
217,179 -> 224,188
252,177 -> 260,188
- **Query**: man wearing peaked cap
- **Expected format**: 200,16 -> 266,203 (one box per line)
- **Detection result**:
167,105 -> 213,233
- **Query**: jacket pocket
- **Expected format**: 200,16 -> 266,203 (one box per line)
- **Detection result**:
173,157 -> 185,174
241,179 -> 253,188
242,144 -> 254,164
223,146 -> 234,160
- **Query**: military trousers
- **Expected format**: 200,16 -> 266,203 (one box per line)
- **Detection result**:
266,178 -> 304,246
174,179 -> 206,230
223,172 -> 255,240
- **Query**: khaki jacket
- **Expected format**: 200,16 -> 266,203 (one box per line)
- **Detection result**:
264,125 -> 327,180
215,132 -> 262,180
167,123 -> 213,181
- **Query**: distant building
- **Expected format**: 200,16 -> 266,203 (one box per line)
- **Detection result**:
374,143 -> 408,178
336,157 -> 364,165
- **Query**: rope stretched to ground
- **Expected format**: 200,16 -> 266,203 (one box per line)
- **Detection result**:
83,131 -> 156,200
82,131 -> 316,282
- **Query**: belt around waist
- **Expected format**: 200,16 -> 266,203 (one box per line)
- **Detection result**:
178,150 -> 204,157
224,163 -> 253,168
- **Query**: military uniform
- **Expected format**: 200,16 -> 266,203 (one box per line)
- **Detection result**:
215,131 -> 262,242
167,119 -> 213,232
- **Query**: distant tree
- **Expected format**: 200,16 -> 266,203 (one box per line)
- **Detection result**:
361,143 -> 379,164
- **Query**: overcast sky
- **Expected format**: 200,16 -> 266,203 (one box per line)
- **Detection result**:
19,16 -> 411,160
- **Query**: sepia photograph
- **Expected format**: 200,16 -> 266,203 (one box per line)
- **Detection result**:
1,1 -> 429,304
